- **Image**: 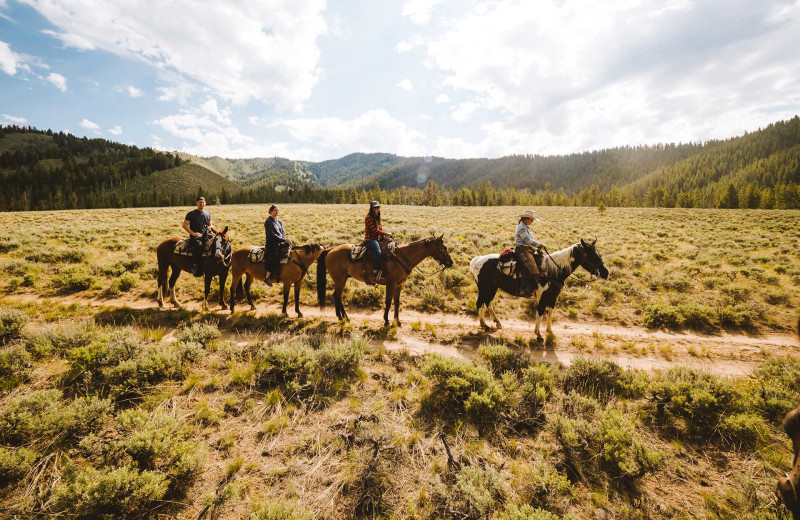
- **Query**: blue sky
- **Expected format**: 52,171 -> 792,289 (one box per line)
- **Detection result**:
2,0 -> 800,161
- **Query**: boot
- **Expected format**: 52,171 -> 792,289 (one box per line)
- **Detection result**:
264,272 -> 272,286
192,262 -> 203,277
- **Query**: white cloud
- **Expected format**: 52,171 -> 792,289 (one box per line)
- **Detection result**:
46,72 -> 67,91
1,114 -> 27,125
0,40 -> 19,75
397,78 -> 414,91
108,125 -> 122,135
29,0 -> 328,109
435,93 -> 450,104
281,109 -> 425,158
402,0 -> 446,24
395,34 -> 424,53
125,85 -> 142,98
80,118 -> 99,130
422,0 -> 800,155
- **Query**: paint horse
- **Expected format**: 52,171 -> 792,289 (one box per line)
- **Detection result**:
228,243 -> 328,317
156,227 -> 232,311
317,236 -> 453,327
469,239 -> 609,340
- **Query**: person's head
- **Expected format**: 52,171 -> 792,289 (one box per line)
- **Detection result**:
196,197 -> 206,210
268,204 -> 279,218
518,209 -> 539,226
369,200 -> 381,218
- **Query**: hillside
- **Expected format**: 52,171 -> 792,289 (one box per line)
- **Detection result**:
110,163 -> 243,206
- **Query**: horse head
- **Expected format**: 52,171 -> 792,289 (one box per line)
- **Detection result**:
427,234 -> 453,268
579,238 -> 609,279
214,226 -> 232,266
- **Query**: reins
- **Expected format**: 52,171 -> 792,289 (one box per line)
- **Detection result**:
542,245 -> 596,297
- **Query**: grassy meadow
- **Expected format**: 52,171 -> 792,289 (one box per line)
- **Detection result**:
0,204 -> 799,519
0,204 -> 798,332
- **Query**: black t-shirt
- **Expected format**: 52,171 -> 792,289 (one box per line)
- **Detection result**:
185,209 -> 211,234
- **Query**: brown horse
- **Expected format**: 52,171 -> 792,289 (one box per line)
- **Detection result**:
316,236 -> 453,326
777,316 -> 800,518
156,227 -> 231,311
229,244 -> 328,316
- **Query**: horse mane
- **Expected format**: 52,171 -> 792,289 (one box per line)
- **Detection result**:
293,243 -> 324,254
541,243 -> 579,277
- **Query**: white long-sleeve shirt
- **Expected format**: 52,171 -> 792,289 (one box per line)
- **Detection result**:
515,222 -> 543,248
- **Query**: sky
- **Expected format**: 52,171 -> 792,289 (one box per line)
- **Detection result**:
1,0 -> 800,161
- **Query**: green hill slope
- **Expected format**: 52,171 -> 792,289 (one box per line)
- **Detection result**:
110,163 -> 242,206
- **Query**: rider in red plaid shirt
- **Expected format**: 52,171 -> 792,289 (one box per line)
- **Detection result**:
364,201 -> 392,282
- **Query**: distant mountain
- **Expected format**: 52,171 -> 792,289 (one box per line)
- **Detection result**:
3,116 -> 800,210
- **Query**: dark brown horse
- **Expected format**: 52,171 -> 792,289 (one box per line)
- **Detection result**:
156,227 -> 231,311
228,244 -> 328,316
316,236 -> 453,326
778,316 -> 800,518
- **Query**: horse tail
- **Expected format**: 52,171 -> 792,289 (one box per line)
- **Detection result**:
316,249 -> 329,307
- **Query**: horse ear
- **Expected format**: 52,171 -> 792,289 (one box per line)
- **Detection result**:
581,238 -> 587,246
222,226 -> 228,235
592,238 -> 597,245
439,234 -> 444,240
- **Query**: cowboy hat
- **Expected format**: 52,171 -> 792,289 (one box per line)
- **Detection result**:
370,200 -> 381,209
519,209 -> 540,221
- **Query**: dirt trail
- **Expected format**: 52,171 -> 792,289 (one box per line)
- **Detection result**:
4,293 -> 798,377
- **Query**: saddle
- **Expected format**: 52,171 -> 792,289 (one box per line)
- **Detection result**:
351,239 -> 396,263
496,247 -> 543,279
174,237 -> 213,257
249,243 -> 291,264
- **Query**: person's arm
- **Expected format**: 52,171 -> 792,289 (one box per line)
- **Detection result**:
183,219 -> 201,237
517,224 -> 542,248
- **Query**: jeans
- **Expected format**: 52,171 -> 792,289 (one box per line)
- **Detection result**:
364,240 -> 381,271
191,236 -> 204,267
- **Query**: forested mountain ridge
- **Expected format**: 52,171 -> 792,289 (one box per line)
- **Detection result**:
3,116 -> 800,210
0,126 -> 239,211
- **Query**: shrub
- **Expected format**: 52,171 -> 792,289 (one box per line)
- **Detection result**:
517,455 -> 570,508
563,358 -> 646,400
478,342 -> 530,376
51,464 -> 168,518
717,303 -> 763,329
113,272 -> 138,293
496,505 -> 561,520
249,499 -> 314,520
23,321 -> 95,358
718,413 -> 769,450
430,464 -> 503,520
0,446 -> 37,485
647,367 -> 746,438
422,354 -> 505,432
678,302 -> 717,331
0,344 -> 32,390
754,358 -> 800,422
0,309 -> 28,344
316,337 -> 365,381
503,364 -> 557,429
26,249 -> 88,264
347,286 -> 383,309
177,322 -> 220,346
257,342 -> 317,395
643,303 -> 683,329
52,267 -> 95,293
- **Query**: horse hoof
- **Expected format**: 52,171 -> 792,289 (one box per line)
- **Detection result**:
495,323 -> 503,329
157,301 -> 163,308
220,304 -> 227,311
536,336 -> 544,343
296,313 -> 303,318
249,305 -> 256,311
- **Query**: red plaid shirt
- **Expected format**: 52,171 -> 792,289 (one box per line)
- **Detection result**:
365,214 -> 387,241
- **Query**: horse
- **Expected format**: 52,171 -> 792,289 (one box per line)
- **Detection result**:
469,239 -> 609,340
317,235 -> 454,327
777,316 -> 800,518
156,227 -> 232,311
228,243 -> 328,317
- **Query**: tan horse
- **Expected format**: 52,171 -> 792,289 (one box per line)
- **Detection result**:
229,244 -> 328,316
156,227 -> 231,311
316,236 -> 453,326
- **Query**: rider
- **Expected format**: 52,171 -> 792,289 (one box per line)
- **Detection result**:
515,209 -> 546,294
364,200 -> 392,284
264,204 -> 291,286
182,196 -> 216,277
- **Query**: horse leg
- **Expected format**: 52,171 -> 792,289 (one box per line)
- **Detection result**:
169,264 -> 181,308
294,282 -> 303,317
383,281 -> 395,327
545,308 -> 554,335
488,302 -> 502,329
218,269 -> 228,310
534,312 -> 543,342
229,272 -> 240,314
393,285 -> 402,326
282,282 -> 290,316
334,286 -> 347,321
202,272 -> 212,312
244,274 -> 255,311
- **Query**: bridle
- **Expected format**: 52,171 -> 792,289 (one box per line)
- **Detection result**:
214,234 -> 232,266
412,238 -> 453,276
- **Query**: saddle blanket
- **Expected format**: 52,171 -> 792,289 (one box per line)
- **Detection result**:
248,247 -> 289,264
497,259 -> 519,278
174,238 -> 212,257
351,241 -> 397,262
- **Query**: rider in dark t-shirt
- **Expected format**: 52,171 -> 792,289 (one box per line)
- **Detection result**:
182,197 -> 216,276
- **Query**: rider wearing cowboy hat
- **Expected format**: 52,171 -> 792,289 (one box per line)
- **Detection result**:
515,209 -> 546,295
